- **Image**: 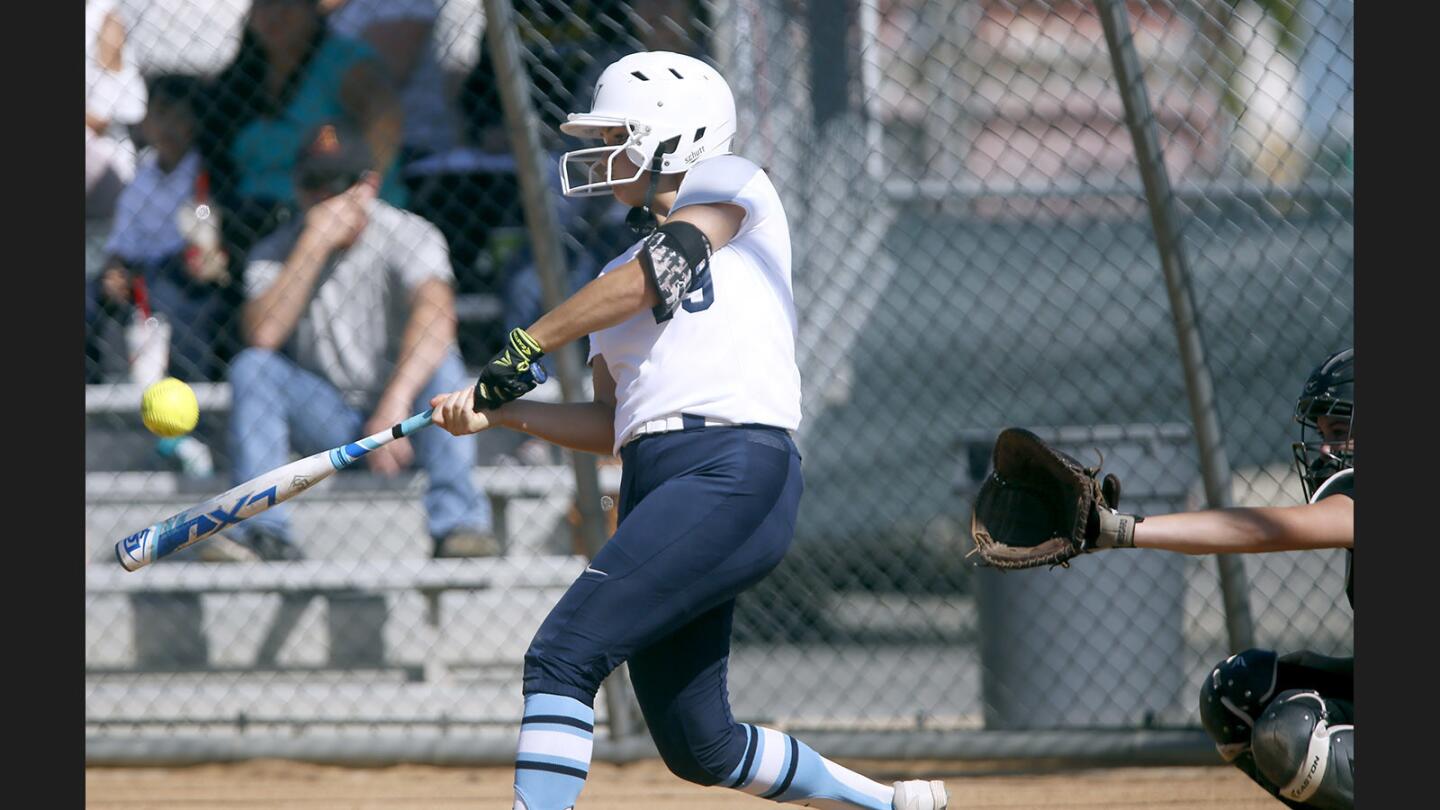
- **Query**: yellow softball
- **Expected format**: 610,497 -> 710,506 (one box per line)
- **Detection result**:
141,378 -> 200,437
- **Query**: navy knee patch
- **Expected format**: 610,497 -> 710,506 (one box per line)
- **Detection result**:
650,717 -> 743,784
1199,649 -> 1279,761
1252,690 -> 1354,809
648,715 -> 747,786
655,743 -> 727,786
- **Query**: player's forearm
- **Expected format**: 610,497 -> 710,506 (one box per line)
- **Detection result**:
244,233 -> 332,349
1133,504 -> 1352,554
494,400 -> 616,456
526,261 -> 658,351
378,283 -> 457,411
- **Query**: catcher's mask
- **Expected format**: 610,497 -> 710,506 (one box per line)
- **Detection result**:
1291,348 -> 1353,502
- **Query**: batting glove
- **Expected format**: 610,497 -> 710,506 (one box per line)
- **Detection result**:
473,327 -> 546,411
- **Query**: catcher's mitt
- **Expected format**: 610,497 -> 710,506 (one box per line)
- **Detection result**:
967,427 -> 1134,570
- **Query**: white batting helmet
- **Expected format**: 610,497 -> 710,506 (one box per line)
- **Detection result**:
559,51 -> 737,197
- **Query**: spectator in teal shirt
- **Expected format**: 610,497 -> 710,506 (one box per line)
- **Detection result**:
198,0 -> 405,256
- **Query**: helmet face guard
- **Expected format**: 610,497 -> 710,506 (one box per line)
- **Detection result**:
559,118 -> 650,197
1291,349 -> 1354,502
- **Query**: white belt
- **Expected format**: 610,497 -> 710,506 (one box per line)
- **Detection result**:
623,413 -> 734,447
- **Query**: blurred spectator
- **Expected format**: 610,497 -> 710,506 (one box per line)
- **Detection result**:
321,0 -> 463,166
89,75 -> 235,384
324,0 -> 500,346
197,0 -> 406,259
227,123 -> 496,560
84,259 -> 143,383
86,0 -> 147,219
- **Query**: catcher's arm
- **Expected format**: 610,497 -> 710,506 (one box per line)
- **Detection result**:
1129,496 -> 1353,555
969,427 -> 1355,569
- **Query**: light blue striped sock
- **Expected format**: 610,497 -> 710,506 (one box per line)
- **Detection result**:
513,693 -> 594,810
724,724 -> 894,809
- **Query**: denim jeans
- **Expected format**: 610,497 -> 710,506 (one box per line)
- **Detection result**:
227,347 -> 491,545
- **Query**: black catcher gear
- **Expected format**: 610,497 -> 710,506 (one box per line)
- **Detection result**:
1253,690 -> 1355,809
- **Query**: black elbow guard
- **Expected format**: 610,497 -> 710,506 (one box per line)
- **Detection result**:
638,220 -> 712,322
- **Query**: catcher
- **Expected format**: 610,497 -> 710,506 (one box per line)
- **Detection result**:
969,348 -> 1353,810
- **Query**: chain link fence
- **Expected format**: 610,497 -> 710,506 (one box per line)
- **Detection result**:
86,0 -> 1353,763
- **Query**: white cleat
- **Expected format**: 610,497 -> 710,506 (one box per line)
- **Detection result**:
893,779 -> 948,810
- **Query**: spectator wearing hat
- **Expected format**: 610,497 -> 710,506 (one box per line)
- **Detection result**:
198,0 -> 406,259
225,122 -> 497,561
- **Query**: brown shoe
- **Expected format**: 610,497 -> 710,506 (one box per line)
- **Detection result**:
433,530 -> 502,558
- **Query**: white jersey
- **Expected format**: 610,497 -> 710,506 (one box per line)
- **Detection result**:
588,155 -> 802,454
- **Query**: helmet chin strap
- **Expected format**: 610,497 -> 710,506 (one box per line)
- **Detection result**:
626,137 -> 681,237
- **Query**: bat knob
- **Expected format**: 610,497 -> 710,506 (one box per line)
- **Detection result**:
116,526 -> 156,572
529,364 -> 548,385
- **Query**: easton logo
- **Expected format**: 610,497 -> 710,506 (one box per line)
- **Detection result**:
1289,755 -> 1322,797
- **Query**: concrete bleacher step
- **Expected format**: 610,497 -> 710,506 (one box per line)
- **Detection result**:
85,558 -> 584,675
85,465 -> 619,503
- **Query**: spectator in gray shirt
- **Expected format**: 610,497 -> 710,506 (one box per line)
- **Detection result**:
227,122 -> 496,560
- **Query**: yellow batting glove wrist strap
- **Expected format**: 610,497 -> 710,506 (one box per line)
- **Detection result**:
508,328 -> 545,363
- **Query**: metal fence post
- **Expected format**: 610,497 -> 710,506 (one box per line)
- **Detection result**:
480,0 -> 636,740
1094,0 -> 1255,652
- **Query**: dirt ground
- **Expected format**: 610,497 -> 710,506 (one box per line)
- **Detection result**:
86,758 -> 1287,809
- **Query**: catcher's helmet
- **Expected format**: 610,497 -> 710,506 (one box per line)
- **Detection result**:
1291,348 -> 1353,502
558,51 -> 737,197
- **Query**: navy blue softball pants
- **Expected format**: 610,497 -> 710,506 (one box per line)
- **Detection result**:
522,422 -> 803,784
